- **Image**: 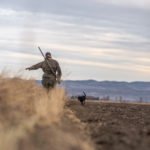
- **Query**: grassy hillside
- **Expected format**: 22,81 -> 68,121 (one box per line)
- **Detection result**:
0,76 -> 94,150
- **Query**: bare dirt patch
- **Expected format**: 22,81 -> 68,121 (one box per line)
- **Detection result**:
68,100 -> 150,150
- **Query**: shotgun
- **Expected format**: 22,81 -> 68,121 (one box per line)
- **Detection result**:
38,46 -> 56,78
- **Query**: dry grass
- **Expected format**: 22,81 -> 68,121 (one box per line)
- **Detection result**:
0,75 -> 94,150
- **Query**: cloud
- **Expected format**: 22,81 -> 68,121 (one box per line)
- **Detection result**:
0,1 -> 149,81
95,0 -> 150,9
0,7 -> 149,51
1,50 -> 150,73
1,0 -> 150,13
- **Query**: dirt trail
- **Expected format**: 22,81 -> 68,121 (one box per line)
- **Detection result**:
68,100 -> 150,150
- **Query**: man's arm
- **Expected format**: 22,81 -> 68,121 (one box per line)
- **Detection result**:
26,62 -> 43,71
56,62 -> 62,83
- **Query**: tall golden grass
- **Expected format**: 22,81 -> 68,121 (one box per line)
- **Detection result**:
0,75 -> 94,150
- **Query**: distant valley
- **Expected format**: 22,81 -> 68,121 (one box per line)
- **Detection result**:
37,80 -> 150,102
60,80 -> 150,102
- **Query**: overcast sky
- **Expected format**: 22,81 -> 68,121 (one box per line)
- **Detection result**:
0,0 -> 150,81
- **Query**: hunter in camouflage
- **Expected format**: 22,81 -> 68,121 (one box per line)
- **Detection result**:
26,52 -> 62,90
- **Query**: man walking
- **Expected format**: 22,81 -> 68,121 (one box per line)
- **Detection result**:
26,52 -> 62,90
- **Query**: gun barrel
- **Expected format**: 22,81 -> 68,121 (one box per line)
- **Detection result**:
38,46 -> 45,58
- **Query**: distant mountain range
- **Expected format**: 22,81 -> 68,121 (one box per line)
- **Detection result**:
37,80 -> 150,102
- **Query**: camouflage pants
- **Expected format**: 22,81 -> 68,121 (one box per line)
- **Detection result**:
42,77 -> 56,90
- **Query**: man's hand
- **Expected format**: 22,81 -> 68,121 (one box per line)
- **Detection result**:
57,78 -> 61,84
25,67 -> 31,71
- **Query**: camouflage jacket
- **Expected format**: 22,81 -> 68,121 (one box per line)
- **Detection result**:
29,58 -> 62,79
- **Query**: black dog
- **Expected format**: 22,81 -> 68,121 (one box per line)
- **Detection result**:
77,91 -> 86,105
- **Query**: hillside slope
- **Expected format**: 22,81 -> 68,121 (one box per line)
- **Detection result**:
0,76 -> 94,150
61,80 -> 150,101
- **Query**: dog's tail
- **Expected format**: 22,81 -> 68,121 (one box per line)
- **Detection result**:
83,91 -> 86,97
